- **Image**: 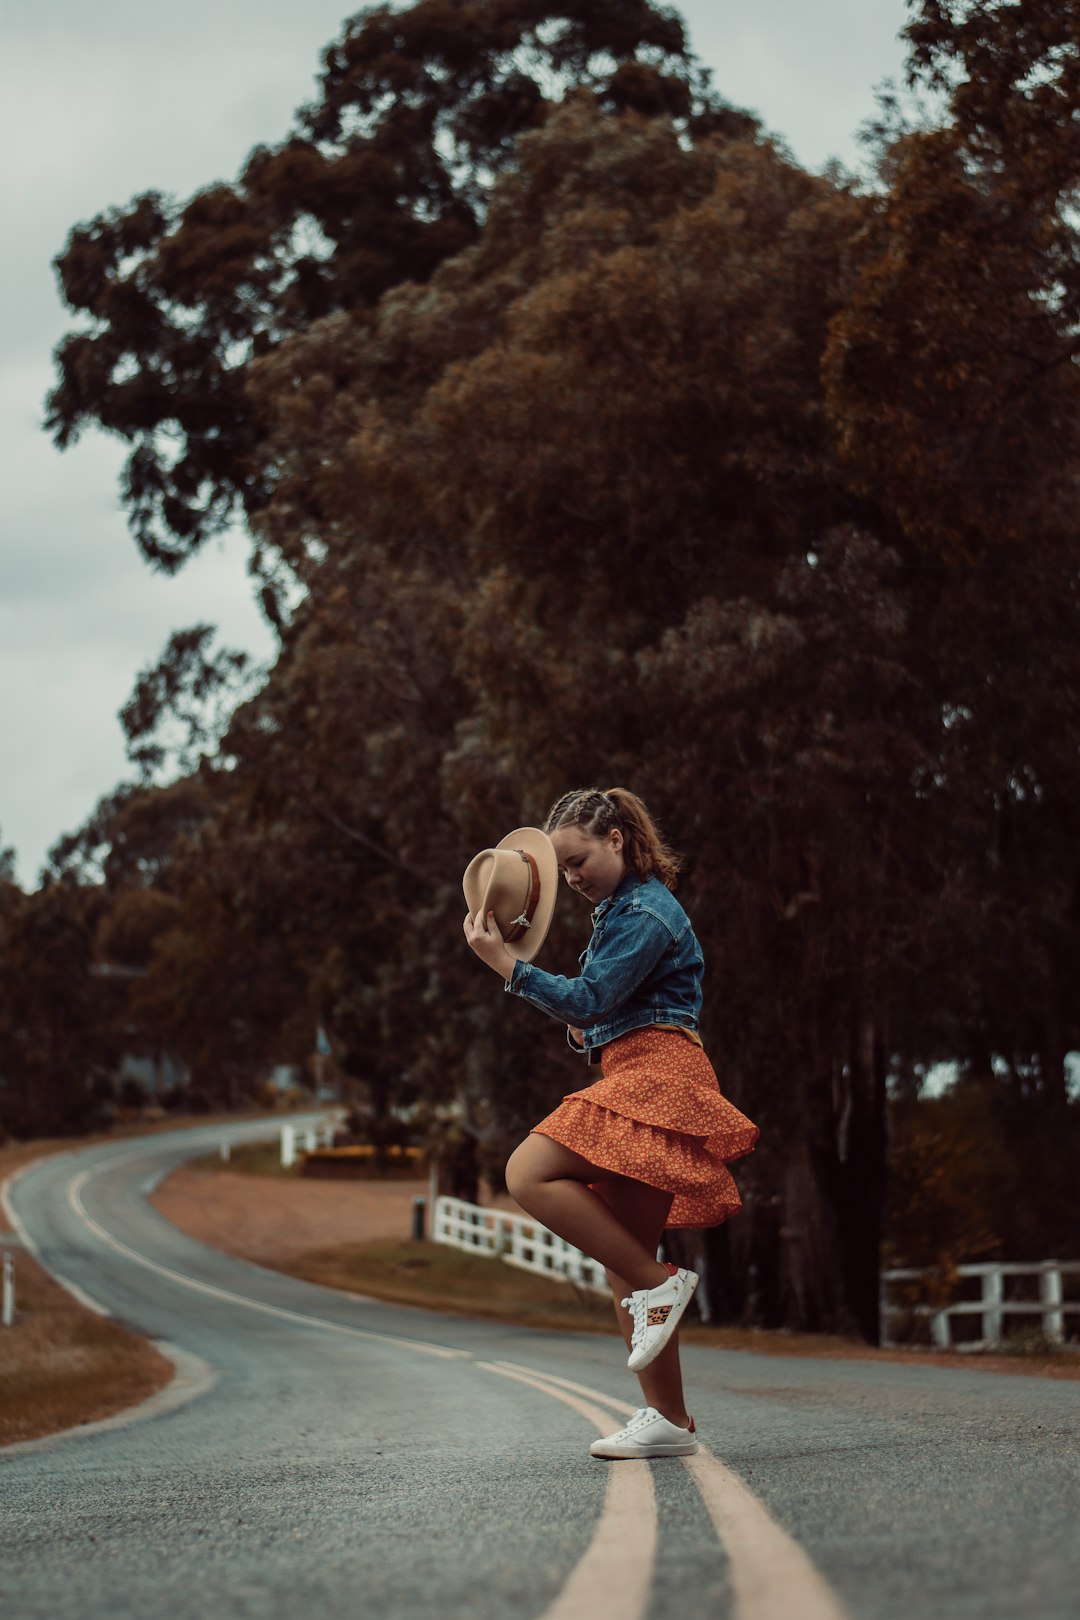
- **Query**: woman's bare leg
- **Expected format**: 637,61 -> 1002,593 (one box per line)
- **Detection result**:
596,1180 -> 691,1429
505,1134 -> 668,1292
505,1134 -> 692,1427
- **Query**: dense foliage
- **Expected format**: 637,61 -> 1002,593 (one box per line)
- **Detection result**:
5,0 -> 1078,1337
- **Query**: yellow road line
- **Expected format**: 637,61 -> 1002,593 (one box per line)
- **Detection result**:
477,1360 -> 657,1620
51,1141 -> 851,1620
685,1447 -> 852,1620
488,1360 -> 852,1620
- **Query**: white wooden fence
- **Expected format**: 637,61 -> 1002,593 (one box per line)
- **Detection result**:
433,1196 -> 609,1295
1,1251 -> 14,1327
432,1199 -> 1079,1351
279,1119 -> 337,1167
881,1260 -> 1080,1350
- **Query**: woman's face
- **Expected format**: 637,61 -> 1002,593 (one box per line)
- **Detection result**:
550,824 -> 627,905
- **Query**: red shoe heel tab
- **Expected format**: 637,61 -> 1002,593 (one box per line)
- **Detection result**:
664,1262 -> 679,1276
688,1416 -> 696,1433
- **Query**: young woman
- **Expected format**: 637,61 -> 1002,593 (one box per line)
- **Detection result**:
463,787 -> 758,1459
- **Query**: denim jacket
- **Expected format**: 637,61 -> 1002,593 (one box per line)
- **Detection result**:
506,872 -> 704,1054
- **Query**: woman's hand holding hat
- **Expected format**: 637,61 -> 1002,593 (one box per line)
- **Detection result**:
461,827 -> 558,966
462,909 -> 514,980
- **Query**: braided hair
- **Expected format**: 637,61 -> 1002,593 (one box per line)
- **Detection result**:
544,788 -> 683,890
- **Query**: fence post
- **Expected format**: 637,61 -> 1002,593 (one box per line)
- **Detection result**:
219,1139 -> 231,1163
2,1253 -> 13,1327
929,1308 -> 951,1349
982,1267 -> 1004,1345
1040,1263 -> 1065,1344
879,1276 -> 893,1347
280,1124 -> 295,1168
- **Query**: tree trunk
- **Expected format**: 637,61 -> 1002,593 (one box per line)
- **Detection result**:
836,1017 -> 888,1342
777,1017 -> 887,1341
778,1138 -> 853,1334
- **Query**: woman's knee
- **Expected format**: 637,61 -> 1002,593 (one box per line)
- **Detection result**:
506,1133 -> 597,1208
504,1139 -> 537,1204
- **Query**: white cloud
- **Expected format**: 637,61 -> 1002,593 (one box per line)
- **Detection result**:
0,77 -> 123,203
0,0 -> 910,887
0,512 -> 275,885
685,0 -> 908,171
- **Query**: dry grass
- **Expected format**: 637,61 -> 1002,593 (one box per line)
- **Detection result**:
152,1161 -> 430,1262
280,1239 -> 617,1331
276,1240 -> 1080,1380
0,1249 -> 173,1445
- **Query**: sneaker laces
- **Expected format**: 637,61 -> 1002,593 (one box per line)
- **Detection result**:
593,1408 -> 650,1450
612,1408 -> 681,1441
621,1292 -> 646,1350
620,1408 -> 650,1433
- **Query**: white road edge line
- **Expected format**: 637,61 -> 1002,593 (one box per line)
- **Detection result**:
15,1139 -> 851,1620
1,1160 -> 112,1317
477,1361 -> 657,1620
64,1157 -> 470,1362
24,1142 -> 661,1620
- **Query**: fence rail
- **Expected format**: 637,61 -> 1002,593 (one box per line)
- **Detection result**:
881,1261 -> 1080,1350
432,1196 -> 609,1295
278,1118 -> 337,1167
432,1199 -> 1078,1351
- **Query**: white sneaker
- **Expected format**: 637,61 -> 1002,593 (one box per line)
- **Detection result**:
590,1407 -> 698,1459
623,1266 -> 698,1371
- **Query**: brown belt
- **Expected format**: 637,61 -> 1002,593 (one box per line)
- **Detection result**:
505,850 -> 541,942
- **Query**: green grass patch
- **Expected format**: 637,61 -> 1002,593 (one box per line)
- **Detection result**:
190,1140 -> 303,1178
277,1240 -> 867,1347
281,1240 -> 617,1332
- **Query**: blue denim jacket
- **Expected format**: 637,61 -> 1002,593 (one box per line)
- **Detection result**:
506,872 -> 704,1054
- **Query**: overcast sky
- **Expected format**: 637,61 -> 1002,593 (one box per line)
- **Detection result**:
0,0 -> 911,889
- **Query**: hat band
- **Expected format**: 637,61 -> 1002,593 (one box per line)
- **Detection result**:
505,850 -> 541,943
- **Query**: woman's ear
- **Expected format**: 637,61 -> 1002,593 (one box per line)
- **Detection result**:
610,828 -> 624,852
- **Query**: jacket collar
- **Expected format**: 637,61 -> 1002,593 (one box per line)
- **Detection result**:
591,870 -> 643,924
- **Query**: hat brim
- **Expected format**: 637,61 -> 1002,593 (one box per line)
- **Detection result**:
463,826 -> 559,963
493,827 -> 558,962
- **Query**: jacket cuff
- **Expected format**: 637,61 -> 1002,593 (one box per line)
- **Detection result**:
505,959 -> 530,994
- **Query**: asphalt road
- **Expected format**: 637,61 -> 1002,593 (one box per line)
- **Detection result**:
3,1120 -> 1078,1620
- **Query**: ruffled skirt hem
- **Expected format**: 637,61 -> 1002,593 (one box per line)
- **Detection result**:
532,1096 -> 755,1229
530,1026 -> 758,1230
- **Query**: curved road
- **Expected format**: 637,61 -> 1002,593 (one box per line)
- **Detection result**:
3,1120 -> 1078,1620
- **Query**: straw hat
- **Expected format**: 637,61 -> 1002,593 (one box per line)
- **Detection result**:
462,827 -> 559,963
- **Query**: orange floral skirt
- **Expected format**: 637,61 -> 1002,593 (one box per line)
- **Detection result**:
531,1027 -> 759,1230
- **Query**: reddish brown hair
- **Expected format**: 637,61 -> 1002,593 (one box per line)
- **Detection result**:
544,787 -> 683,890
